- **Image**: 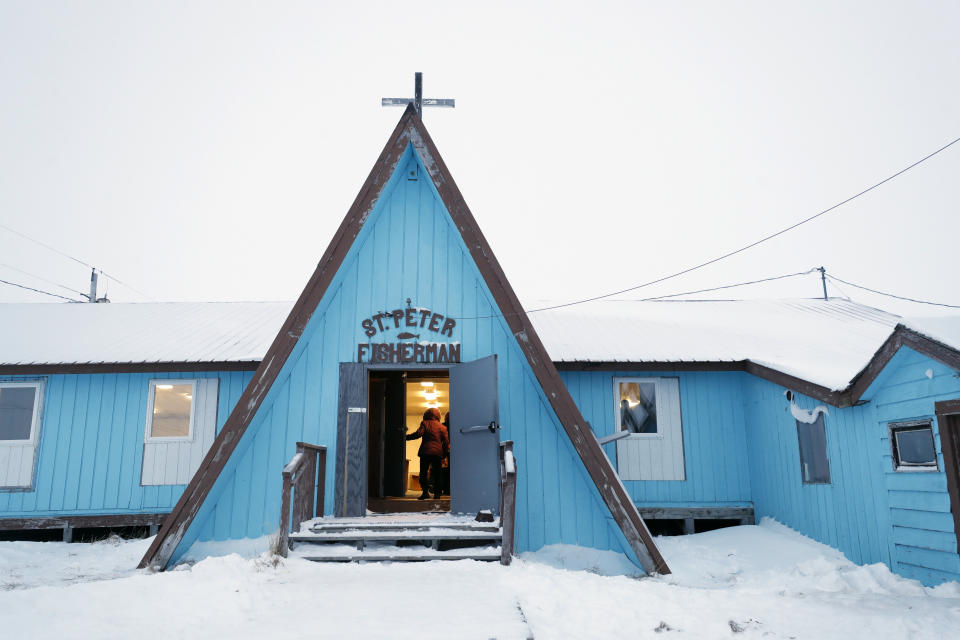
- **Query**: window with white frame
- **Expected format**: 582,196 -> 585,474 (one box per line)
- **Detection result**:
0,380 -> 44,489
612,377 -> 685,480
889,420 -> 938,471
146,380 -> 196,441
142,378 -> 218,486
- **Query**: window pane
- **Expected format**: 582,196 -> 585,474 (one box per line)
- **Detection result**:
797,414 -> 830,483
151,384 -> 192,438
619,381 -> 657,433
0,386 -> 36,441
895,427 -> 936,466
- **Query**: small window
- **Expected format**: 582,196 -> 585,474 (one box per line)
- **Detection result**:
890,421 -> 938,471
146,380 -> 196,441
617,379 -> 658,434
0,382 -> 41,443
796,413 -> 830,484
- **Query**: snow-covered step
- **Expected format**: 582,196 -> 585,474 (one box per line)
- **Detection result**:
290,528 -> 502,543
290,515 -> 504,563
294,548 -> 502,563
305,522 -> 500,533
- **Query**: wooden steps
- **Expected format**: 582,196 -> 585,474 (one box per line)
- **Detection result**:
289,515 -> 503,563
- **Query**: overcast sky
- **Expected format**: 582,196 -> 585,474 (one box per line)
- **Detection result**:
1,1 -> 957,318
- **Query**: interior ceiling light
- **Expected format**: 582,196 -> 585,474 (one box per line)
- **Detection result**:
157,384 -> 174,390
423,391 -> 438,400
419,381 -> 434,387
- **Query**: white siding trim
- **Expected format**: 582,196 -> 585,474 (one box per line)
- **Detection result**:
0,380 -> 44,489
141,378 -> 219,486
614,377 -> 685,481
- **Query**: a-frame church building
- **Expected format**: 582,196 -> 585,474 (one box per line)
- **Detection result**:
138,104 -> 669,572
3,102 -> 960,586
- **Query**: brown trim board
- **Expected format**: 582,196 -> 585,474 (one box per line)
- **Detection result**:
0,361 -> 261,375
139,105 -> 670,574
0,513 -> 166,531
847,325 -> 960,405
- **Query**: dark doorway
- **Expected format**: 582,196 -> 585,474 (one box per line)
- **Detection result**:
935,399 -> 960,555
367,369 -> 451,513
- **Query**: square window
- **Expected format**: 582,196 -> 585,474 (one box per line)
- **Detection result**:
618,380 -> 658,434
0,383 -> 40,443
146,381 -> 195,440
796,413 -> 830,484
890,421 -> 938,471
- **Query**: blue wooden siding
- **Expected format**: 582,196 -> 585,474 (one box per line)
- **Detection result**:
868,348 -> 960,585
171,145 -> 639,566
742,348 -> 960,586
0,370 -> 254,517
742,376 -> 893,568
560,370 -> 752,507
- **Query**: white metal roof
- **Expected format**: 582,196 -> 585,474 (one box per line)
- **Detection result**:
531,299 -> 905,390
0,299 -> 957,391
0,302 -> 290,366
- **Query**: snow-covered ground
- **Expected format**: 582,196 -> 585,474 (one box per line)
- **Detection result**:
1,519 -> 959,639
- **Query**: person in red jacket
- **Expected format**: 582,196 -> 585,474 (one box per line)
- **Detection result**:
406,407 -> 449,499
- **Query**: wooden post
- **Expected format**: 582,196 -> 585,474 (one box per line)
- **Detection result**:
279,444 -> 328,557
683,518 -> 695,535
499,441 -> 517,565
62,525 -> 72,543
316,447 -> 327,517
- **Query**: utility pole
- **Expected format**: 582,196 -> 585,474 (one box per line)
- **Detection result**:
88,267 -> 98,303
82,267 -> 107,303
817,266 -> 828,301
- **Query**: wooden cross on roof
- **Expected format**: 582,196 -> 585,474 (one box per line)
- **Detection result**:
381,72 -> 455,118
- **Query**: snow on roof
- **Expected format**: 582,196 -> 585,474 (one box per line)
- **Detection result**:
1,299 -> 956,392
901,315 -> 960,353
0,302 -> 290,366
531,299 -> 902,390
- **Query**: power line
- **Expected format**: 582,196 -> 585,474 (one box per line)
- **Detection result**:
522,134 -> 960,316
0,222 -> 151,300
0,277 -> 82,302
0,261 -> 87,297
0,222 -> 90,269
826,274 -> 960,310
636,269 -> 817,301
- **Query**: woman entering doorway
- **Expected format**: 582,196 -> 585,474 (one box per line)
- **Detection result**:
405,407 -> 448,499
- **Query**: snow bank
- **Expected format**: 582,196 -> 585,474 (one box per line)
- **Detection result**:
1,520 -> 958,639
0,534 -> 150,591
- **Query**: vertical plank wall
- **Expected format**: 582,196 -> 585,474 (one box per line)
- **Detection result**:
867,348 -> 960,585
561,370 -> 753,507
0,370 -> 253,518
743,375 -> 892,569
743,351 -> 960,586
171,145 -> 641,567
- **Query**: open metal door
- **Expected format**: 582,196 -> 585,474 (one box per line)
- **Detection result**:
334,363 -> 368,517
450,355 -> 501,515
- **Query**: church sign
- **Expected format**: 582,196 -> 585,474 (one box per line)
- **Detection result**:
356,303 -> 460,364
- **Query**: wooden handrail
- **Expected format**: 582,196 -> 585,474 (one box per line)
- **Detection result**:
499,440 -> 517,565
278,442 -> 327,557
